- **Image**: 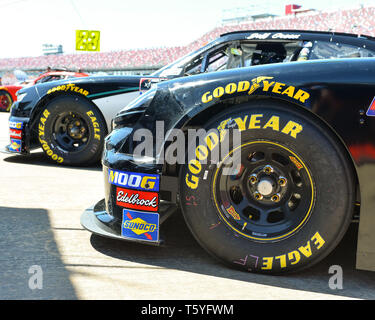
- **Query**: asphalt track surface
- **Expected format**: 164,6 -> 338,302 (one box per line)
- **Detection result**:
0,112 -> 374,300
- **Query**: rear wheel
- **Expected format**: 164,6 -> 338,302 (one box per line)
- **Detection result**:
0,90 -> 13,112
38,96 -> 107,166
179,101 -> 355,274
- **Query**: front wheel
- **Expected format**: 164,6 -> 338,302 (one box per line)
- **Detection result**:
0,90 -> 13,112
179,101 -> 356,274
38,96 -> 107,166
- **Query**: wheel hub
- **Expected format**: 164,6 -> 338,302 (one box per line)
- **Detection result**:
53,112 -> 89,152
66,120 -> 87,139
213,141 -> 315,241
249,165 -> 286,203
257,178 -> 274,196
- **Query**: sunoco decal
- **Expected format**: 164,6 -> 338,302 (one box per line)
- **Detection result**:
116,187 -> 159,212
108,169 -> 160,191
121,209 -> 159,242
9,138 -> 21,152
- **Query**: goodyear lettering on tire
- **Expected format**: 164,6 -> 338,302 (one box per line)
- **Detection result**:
38,109 -> 64,163
233,231 -> 325,271
86,110 -> 101,140
185,114 -> 303,189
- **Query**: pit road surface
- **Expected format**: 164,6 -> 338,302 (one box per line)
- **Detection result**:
0,112 -> 374,300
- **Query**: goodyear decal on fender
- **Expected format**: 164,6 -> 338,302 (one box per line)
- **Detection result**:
47,83 -> 89,96
121,209 -> 159,242
108,169 -> 160,191
9,138 -> 21,152
201,76 -> 310,104
366,97 -> 375,116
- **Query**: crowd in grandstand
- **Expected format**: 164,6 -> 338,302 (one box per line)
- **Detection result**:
0,5 -> 374,81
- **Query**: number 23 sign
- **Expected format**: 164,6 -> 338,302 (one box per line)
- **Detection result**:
76,30 -> 100,52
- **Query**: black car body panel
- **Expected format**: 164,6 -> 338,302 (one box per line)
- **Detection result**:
82,55 -> 375,272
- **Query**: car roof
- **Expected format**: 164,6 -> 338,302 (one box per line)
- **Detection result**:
220,29 -> 375,41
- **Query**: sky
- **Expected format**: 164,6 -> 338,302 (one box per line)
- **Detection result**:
0,0 -> 374,58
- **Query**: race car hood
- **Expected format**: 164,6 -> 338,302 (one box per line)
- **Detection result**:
34,75 -> 145,98
11,75 -> 161,119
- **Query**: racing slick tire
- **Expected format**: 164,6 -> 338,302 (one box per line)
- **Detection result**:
179,101 -> 356,274
38,96 -> 107,166
0,90 -> 13,112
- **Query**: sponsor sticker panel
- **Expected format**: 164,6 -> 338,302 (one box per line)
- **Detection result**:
116,187 -> 159,212
9,121 -> 23,129
9,129 -> 22,139
9,138 -> 22,152
108,168 -> 160,191
121,209 -> 159,242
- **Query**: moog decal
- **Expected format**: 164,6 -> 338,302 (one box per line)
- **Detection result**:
108,169 -> 160,191
9,121 -> 23,129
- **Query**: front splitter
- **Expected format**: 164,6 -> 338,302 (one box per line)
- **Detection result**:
81,199 -> 178,246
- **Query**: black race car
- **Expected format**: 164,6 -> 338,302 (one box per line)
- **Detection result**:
81,34 -> 375,274
4,30 -> 375,166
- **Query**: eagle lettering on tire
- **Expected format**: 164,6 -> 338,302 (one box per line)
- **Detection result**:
180,101 -> 355,274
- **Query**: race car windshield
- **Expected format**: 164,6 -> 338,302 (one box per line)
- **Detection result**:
152,40 -> 302,78
152,40 -> 220,78
309,41 -> 375,59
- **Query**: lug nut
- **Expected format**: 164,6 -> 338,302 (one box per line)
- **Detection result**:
278,177 -> 287,187
249,174 -> 258,184
254,192 -> 263,200
271,194 -> 281,202
263,165 -> 274,174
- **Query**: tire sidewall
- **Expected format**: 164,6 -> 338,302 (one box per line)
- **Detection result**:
0,90 -> 13,112
38,95 -> 106,165
180,101 -> 355,274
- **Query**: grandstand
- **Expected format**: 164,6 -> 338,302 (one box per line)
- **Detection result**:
0,5 -> 374,78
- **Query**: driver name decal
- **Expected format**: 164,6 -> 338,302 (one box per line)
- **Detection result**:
247,32 -> 301,40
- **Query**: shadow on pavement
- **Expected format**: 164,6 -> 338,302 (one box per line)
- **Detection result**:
2,151 -> 101,171
90,211 -> 375,299
0,206 -> 77,299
